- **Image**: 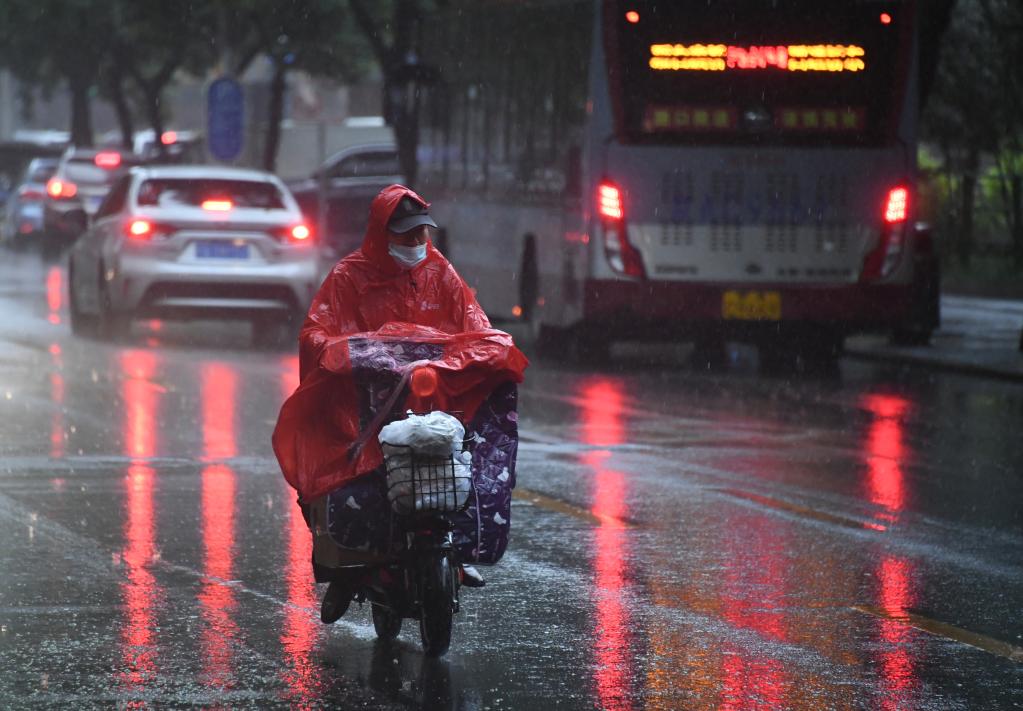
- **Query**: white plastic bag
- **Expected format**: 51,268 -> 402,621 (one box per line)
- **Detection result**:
378,411 -> 465,457
380,412 -> 471,514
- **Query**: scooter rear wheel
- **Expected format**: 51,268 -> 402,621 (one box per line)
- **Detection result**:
372,603 -> 403,640
418,553 -> 455,657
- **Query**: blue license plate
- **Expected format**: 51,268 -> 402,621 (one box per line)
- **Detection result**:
196,241 -> 249,259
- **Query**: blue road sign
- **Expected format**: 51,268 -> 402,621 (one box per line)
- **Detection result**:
207,77 -> 244,161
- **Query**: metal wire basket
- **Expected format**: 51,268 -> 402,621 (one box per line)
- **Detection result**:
381,441 -> 474,516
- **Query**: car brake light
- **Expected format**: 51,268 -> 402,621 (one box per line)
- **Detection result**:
862,185 -> 911,281
124,217 -> 176,241
94,152 -> 122,169
126,219 -> 153,239
46,178 -> 77,199
273,224 -> 313,244
597,180 -> 645,278
884,186 -> 908,224
201,199 -> 233,211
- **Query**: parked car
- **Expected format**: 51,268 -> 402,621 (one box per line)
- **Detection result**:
67,165 -> 319,346
43,147 -> 141,253
0,139 -> 65,208
289,176 -> 395,269
1,157 -> 59,249
123,128 -> 205,164
286,142 -> 402,269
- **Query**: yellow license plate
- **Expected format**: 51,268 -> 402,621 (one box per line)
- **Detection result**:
722,290 -> 782,320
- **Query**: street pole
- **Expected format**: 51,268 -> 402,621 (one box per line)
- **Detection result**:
317,120 -> 329,265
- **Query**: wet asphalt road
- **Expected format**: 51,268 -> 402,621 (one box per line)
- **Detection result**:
0,254 -> 1021,709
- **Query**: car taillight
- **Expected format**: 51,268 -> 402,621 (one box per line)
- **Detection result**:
94,151 -> 122,169
124,218 -> 174,241
46,178 -> 77,199
597,179 -> 645,278
272,224 -> 313,245
862,185 -> 910,281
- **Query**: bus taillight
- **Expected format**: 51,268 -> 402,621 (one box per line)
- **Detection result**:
597,180 -> 645,278
598,182 -> 624,220
884,186 -> 908,224
862,186 -> 910,281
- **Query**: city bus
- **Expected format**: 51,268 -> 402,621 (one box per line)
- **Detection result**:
417,0 -> 939,366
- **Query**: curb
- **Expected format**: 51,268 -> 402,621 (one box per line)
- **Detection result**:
843,345 -> 1023,383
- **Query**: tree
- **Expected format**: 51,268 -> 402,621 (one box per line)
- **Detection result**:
348,0 -> 442,185
0,0 -> 112,146
978,0 -> 1023,267
110,1 -> 218,158
241,1 -> 369,171
921,0 -> 1001,266
923,0 -> 1023,267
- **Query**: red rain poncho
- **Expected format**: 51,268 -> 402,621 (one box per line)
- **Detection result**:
273,184 -> 528,502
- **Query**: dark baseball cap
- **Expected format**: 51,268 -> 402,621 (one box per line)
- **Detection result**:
387,196 -> 438,233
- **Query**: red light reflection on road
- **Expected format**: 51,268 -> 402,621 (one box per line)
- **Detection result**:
122,351 -> 158,458
118,351 -> 163,699
280,355 -> 300,401
202,363 -> 238,461
719,513 -> 789,709
199,464 -> 239,688
46,266 -> 62,324
863,394 -> 910,519
278,356 -> 322,698
120,464 -> 158,694
877,556 -> 918,709
579,377 -> 633,710
49,344 -> 64,457
281,493 -> 322,699
199,363 -> 240,688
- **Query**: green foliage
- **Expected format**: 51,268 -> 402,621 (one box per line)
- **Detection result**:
922,0 -> 1023,266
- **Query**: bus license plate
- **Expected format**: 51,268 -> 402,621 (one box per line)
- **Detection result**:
196,241 -> 249,259
722,290 -> 781,320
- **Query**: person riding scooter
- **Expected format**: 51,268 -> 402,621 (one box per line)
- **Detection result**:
272,184 -> 526,625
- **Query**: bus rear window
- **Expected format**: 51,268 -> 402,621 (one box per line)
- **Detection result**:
612,0 -> 908,146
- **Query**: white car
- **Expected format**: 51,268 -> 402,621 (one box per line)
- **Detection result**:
68,165 -> 319,345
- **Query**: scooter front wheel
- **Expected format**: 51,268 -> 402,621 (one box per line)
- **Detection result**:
372,602 -> 403,640
418,552 -> 456,657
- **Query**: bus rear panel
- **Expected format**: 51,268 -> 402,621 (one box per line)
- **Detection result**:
584,0 -> 932,342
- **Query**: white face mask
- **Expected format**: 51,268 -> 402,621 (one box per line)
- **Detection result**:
388,242 -> 427,268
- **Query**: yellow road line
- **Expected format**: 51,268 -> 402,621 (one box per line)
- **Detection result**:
717,487 -> 885,531
852,605 -> 1023,663
513,488 -> 631,529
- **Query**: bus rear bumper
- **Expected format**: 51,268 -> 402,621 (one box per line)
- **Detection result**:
581,279 -> 918,340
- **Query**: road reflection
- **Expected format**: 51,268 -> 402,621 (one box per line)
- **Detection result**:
277,355 -> 326,703
863,393 -> 919,708
46,265 -> 61,325
118,350 -> 163,702
578,377 -> 634,711
49,343 -> 64,458
863,394 -> 910,524
199,362 -> 240,689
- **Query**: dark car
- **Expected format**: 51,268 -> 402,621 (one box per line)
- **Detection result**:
0,140 -> 65,207
1,157 -> 60,249
42,146 -> 141,253
286,142 -> 402,270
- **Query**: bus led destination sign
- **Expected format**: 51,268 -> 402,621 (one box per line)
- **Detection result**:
649,44 -> 866,72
